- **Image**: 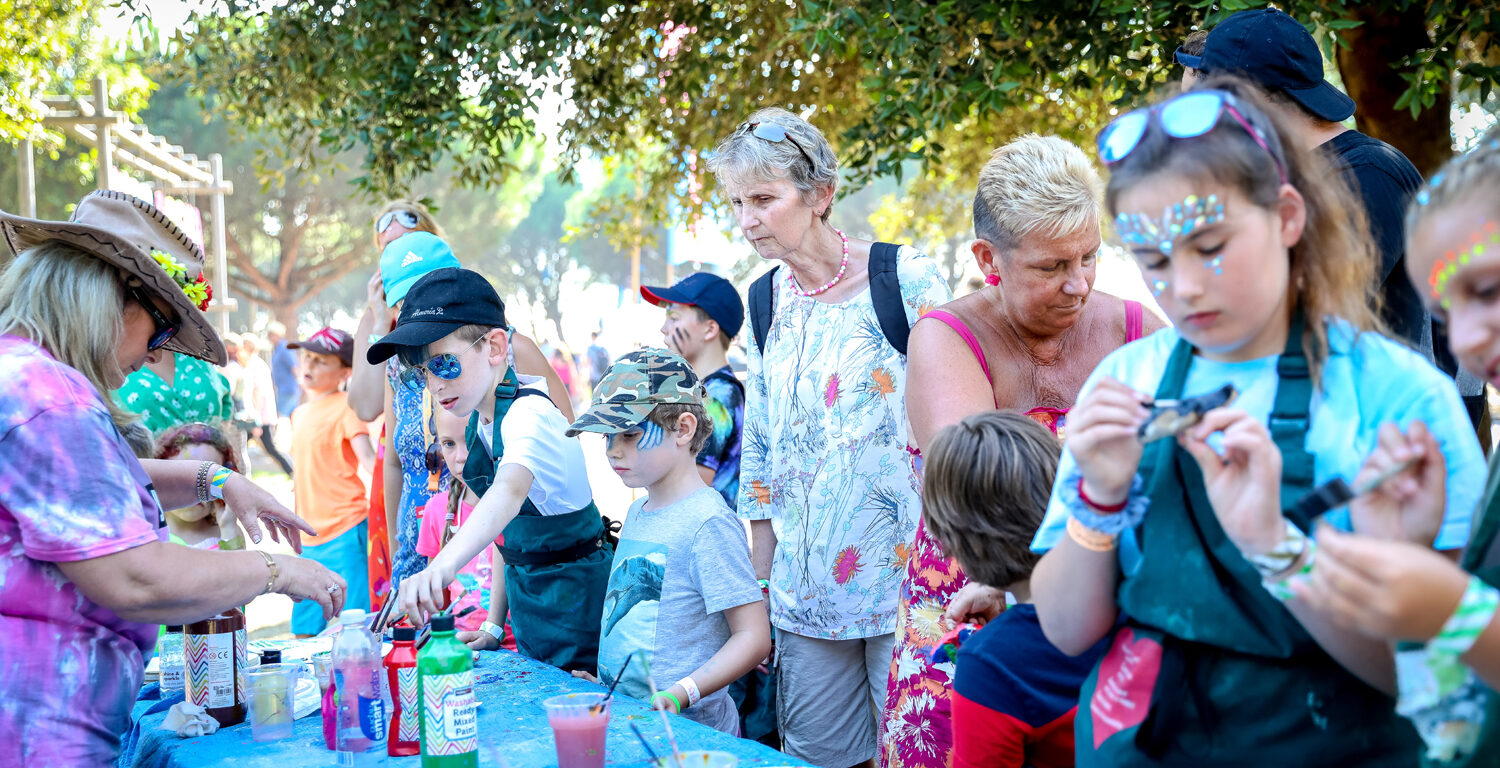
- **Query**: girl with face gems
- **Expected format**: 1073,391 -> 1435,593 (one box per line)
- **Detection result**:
1027,77 -> 1485,766
1289,131 -> 1500,766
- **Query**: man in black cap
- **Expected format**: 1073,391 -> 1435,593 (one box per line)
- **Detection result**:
1183,7 -> 1488,440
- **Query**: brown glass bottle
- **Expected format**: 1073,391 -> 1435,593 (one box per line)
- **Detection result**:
184,608 -> 247,726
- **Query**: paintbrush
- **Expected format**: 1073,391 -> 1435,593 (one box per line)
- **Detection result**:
1290,456 -> 1419,521
415,606 -> 477,649
592,651 -> 634,715
630,722 -> 661,763
639,656 -> 683,768
371,579 -> 400,634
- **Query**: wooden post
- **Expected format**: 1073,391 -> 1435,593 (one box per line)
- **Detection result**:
17,138 -> 35,217
92,75 -> 112,190
209,154 -> 231,334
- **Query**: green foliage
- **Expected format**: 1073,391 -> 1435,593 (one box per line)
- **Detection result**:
1,0 -> 153,144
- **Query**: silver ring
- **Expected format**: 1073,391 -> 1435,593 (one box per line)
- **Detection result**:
327,585 -> 341,594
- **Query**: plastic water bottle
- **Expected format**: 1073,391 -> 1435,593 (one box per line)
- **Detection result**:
333,609 -> 388,765
158,625 -> 185,696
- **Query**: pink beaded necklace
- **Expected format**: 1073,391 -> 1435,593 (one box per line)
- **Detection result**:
787,227 -> 849,297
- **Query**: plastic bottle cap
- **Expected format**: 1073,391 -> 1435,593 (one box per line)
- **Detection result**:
429,614 -> 455,633
339,608 -> 367,625
259,649 -> 281,665
393,626 -> 416,642
165,625 -> 183,633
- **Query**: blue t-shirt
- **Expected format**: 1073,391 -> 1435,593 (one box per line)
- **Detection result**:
271,340 -> 300,417
1032,320 -> 1483,566
696,367 -> 744,509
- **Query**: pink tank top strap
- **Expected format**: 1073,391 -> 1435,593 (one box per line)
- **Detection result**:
923,309 -> 992,381
1125,299 -> 1145,343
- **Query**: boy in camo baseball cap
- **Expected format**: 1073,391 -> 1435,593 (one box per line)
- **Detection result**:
564,347 -> 770,730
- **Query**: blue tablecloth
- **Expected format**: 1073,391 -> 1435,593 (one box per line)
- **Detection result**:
128,650 -> 807,767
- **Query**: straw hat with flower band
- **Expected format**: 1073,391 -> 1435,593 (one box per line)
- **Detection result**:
0,190 -> 227,365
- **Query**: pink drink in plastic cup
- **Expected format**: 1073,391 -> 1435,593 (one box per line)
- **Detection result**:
544,693 -> 610,768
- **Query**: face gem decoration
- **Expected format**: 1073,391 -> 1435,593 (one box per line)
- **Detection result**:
1429,221 -> 1500,310
1116,193 -> 1226,257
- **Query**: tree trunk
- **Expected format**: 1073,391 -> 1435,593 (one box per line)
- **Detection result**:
1334,3 -> 1452,177
272,302 -> 301,335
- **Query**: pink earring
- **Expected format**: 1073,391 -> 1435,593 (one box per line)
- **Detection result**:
984,274 -> 1000,286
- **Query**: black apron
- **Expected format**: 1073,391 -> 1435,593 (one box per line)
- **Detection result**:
1077,315 -> 1421,766
463,368 -> 612,672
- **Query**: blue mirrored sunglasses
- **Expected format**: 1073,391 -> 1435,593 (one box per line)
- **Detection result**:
737,121 -> 816,168
1097,89 -> 1287,184
376,209 -> 421,235
396,335 -> 485,393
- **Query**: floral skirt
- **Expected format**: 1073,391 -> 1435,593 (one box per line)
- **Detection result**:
880,517 -> 967,768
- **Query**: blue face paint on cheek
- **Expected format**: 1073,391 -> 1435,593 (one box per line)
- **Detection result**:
636,420 -> 665,451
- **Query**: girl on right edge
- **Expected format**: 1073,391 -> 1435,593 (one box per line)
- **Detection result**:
1293,129 -> 1500,767
1028,76 -> 1485,766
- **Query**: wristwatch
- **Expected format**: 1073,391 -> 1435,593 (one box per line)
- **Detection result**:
479,620 -> 505,643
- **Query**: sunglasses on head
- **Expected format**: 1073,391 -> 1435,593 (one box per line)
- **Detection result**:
737,121 -> 816,169
397,335 -> 487,394
1097,89 -> 1288,185
376,210 -> 421,236
126,283 -> 180,351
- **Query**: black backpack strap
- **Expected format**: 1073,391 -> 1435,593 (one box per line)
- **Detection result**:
748,267 -> 779,357
868,242 -> 909,356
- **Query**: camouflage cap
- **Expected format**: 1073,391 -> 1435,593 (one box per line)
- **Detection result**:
566,348 -> 705,436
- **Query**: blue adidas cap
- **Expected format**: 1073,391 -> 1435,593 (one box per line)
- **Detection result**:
379,231 -> 461,306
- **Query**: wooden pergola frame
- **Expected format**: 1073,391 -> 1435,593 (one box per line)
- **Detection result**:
16,75 -> 238,332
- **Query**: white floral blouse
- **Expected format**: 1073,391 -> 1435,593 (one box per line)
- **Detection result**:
738,245 -> 951,639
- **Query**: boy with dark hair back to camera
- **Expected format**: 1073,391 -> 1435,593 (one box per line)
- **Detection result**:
921,411 -> 1111,768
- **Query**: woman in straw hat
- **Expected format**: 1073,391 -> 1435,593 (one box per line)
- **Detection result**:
0,190 -> 348,762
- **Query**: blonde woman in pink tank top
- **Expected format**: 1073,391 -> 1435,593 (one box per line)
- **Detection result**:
881,136 -> 1163,768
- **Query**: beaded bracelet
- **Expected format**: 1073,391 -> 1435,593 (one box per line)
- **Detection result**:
195,461 -> 214,505
1060,470 -> 1149,535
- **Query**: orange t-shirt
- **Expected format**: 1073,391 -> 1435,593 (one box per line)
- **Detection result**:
289,393 -> 368,540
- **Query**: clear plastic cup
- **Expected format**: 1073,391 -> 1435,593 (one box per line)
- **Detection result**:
310,651 -> 333,692
544,693 -> 610,768
655,751 -> 739,768
246,663 -> 302,741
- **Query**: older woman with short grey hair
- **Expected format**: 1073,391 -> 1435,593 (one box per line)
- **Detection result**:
710,108 -> 951,768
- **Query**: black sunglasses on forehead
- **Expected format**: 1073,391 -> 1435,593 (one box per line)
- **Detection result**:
738,121 -> 816,168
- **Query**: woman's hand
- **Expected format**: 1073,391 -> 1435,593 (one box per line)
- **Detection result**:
221,474 -> 317,553
1066,378 -> 1152,505
396,561 -> 457,625
1292,525 -> 1469,642
273,554 -> 348,622
1179,408 -> 1285,557
1348,421 -> 1446,547
365,270 -> 396,333
944,582 -> 1007,627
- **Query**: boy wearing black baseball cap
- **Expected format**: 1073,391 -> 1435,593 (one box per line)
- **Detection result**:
641,272 -> 746,508
1186,6 -> 1486,438
369,267 -> 612,672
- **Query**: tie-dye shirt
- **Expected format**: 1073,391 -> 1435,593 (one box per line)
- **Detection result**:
696,367 -> 744,509
738,246 -> 952,639
0,335 -> 166,763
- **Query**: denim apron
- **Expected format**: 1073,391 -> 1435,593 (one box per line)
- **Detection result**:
462,368 -> 612,672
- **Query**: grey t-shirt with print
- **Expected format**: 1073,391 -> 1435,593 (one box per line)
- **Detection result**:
597,486 -> 762,733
